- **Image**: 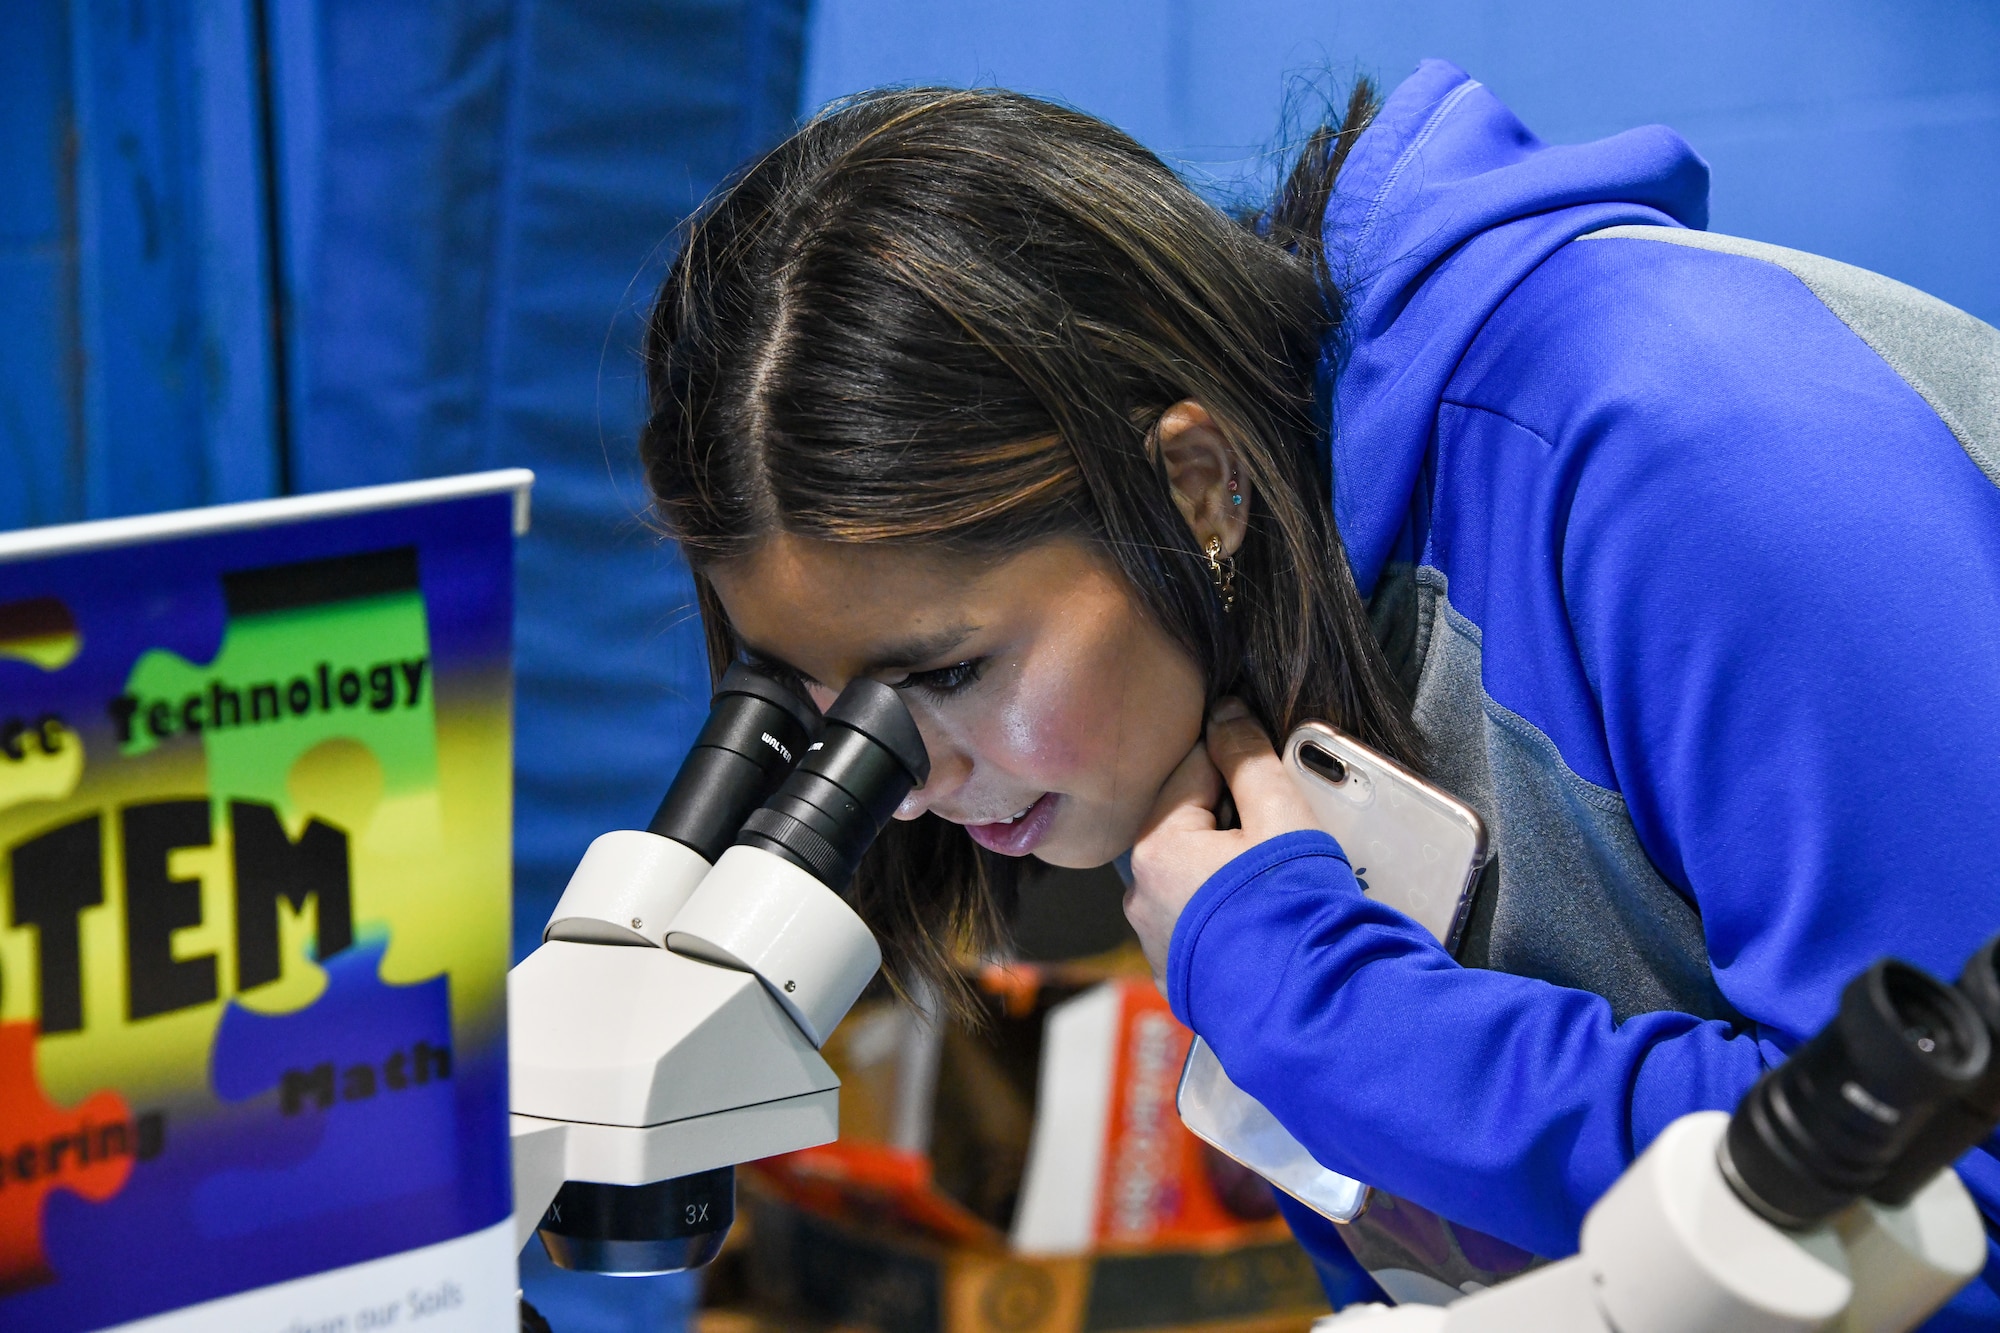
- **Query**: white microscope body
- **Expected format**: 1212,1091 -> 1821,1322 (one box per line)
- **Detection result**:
507,837 -> 877,1251
506,669 -> 928,1274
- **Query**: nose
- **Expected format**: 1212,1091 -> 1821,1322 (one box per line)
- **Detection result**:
893,712 -> 970,821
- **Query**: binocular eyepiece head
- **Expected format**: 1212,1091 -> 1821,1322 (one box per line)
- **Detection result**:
1722,952 -> 1999,1229
643,664 -> 930,893
537,669 -> 928,1280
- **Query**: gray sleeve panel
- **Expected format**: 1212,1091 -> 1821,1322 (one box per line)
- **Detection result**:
1408,568 -> 1745,1028
1578,224 -> 2000,489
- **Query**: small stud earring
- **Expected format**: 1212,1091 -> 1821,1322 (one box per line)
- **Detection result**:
1228,476 -> 1242,506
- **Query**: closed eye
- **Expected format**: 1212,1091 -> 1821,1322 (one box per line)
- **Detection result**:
895,659 -> 985,699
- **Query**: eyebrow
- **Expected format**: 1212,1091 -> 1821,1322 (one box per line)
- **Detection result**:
862,624 -> 978,675
742,623 -> 979,684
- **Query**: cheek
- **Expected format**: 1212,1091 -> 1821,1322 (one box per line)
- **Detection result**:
989,665 -> 1096,779
962,648 -> 1151,794
919,660 -> 1098,790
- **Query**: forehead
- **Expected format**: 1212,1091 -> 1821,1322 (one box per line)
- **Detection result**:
704,534 -> 1100,680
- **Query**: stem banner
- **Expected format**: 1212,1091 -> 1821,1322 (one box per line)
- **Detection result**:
0,471 -> 530,1332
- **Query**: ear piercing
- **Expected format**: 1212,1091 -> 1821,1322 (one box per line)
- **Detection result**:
1228,476 -> 1242,505
1205,535 -> 1237,614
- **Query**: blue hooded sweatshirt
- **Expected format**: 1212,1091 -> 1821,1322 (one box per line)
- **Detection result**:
1165,61 -> 2000,1324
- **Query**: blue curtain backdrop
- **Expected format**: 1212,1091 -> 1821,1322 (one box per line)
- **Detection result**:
0,1 -> 284,527
280,0 -> 806,966
1,3 -> 805,1328
801,0 -> 2000,326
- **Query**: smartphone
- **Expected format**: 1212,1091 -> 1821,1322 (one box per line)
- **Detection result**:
1282,721 -> 1488,950
1176,722 -> 1489,1223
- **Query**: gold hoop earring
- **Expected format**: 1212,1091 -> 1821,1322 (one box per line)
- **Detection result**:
1205,535 -> 1236,614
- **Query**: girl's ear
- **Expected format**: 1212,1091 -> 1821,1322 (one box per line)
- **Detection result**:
1154,399 -> 1251,555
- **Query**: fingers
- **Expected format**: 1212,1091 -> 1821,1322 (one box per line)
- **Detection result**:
1128,741 -> 1230,986
1144,738 -> 1224,837
1203,697 -> 1278,777
1205,698 -> 1316,837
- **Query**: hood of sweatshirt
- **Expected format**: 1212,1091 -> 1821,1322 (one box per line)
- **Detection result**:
1323,60 -> 1711,597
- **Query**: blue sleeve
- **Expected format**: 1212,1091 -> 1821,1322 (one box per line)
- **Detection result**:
1166,831 -> 1758,1259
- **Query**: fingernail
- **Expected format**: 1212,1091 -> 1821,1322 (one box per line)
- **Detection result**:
1211,697 -> 1249,722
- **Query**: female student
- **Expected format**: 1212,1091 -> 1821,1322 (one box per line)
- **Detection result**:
637,60 -> 2000,1323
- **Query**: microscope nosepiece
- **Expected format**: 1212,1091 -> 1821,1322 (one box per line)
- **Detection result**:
536,1167 -> 735,1276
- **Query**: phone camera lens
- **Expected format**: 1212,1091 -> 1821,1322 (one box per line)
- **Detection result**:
1299,743 -> 1348,784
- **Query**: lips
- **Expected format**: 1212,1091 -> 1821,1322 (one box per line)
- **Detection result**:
963,791 -> 1060,857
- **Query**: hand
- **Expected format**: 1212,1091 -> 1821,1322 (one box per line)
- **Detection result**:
1125,698 -> 1320,983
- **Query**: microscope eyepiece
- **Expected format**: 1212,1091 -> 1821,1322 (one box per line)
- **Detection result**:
735,677 -> 929,890
1870,933 -> 2000,1205
821,675 -> 931,786
1721,958 -> 1990,1228
646,663 -> 820,864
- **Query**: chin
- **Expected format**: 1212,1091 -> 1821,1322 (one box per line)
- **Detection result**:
1033,820 -> 1135,870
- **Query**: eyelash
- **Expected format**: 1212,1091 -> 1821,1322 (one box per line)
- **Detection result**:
740,654 -> 983,702
742,654 -> 816,697
897,659 -> 985,699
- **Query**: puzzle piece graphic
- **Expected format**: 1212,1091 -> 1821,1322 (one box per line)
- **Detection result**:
121,553 -> 439,823
0,598 -> 80,671
0,722 -> 82,818
0,1022 -> 134,1295
197,939 -> 457,1235
118,549 -> 454,1002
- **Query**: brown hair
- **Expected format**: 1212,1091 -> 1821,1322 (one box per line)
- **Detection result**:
639,82 -> 1415,1006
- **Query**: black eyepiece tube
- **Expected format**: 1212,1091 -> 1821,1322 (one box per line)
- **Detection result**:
646,664 -> 820,864
734,678 -> 930,890
1721,959 -> 1990,1229
1871,933 -> 2000,1205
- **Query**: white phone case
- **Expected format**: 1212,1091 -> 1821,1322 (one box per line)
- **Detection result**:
1176,721 -> 1488,1223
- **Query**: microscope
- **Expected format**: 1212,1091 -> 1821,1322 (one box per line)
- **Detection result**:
507,665 -> 927,1279
1319,938 -> 2000,1332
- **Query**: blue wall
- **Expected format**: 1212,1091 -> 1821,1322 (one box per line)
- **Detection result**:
801,0 -> 2000,325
